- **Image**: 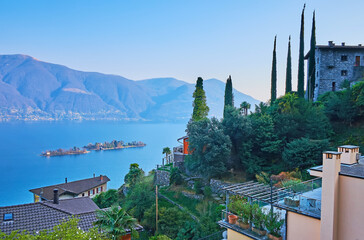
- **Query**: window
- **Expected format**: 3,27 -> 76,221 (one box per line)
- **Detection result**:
341,55 -> 348,61
356,56 -> 361,66
327,154 -> 333,159
3,213 -> 13,221
93,189 -> 95,195
96,188 -> 99,194
341,70 -> 347,76
332,82 -> 336,92
88,191 -> 90,196
82,193 -> 85,197
101,186 -> 103,192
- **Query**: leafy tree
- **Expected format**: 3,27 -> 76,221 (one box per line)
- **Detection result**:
308,11 -> 316,101
0,218 -> 104,240
186,118 -> 231,179
285,35 -> 292,94
123,180 -> 155,221
271,35 -> 277,104
143,206 -> 189,239
282,138 -> 329,170
170,167 -> 183,186
192,77 -> 209,121
149,235 -> 172,240
222,106 -> 252,169
223,75 -> 234,118
297,4 -> 305,98
95,205 -> 139,240
176,221 -> 200,240
124,163 -> 144,188
162,147 -> 171,165
93,189 -> 119,208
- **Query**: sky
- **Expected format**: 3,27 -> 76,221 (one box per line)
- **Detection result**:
0,0 -> 363,102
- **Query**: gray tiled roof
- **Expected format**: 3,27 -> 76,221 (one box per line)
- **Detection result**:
0,197 -> 99,235
310,163 -> 364,179
29,175 -> 110,201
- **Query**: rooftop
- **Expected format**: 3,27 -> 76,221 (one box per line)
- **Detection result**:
29,175 -> 110,201
0,197 -> 99,234
339,145 -> 359,149
311,163 -> 364,179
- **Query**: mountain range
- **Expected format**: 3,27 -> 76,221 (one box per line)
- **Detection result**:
0,54 -> 260,121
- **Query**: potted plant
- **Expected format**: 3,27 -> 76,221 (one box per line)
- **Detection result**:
265,211 -> 284,240
251,204 -> 267,236
237,203 -> 252,229
228,213 -> 238,224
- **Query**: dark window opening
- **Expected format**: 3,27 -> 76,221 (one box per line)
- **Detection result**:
327,154 -> 333,159
3,213 -> 13,221
332,82 -> 336,92
355,56 -> 361,66
341,55 -> 348,61
341,70 -> 348,76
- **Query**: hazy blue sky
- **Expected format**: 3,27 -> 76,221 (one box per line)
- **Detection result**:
0,0 -> 363,101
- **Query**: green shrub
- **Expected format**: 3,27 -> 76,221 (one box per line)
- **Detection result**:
251,204 -> 266,230
265,211 -> 284,237
170,167 -> 183,186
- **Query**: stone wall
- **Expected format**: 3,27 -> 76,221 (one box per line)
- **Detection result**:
210,179 -> 231,195
313,46 -> 364,101
154,170 -> 170,186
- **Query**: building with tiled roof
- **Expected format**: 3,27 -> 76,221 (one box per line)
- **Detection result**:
29,175 -> 110,202
0,195 -> 99,235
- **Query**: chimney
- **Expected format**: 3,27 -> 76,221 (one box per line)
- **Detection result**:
100,175 -> 103,181
53,189 -> 59,204
338,145 -> 360,164
65,178 -> 67,183
93,173 -> 95,178
328,41 -> 334,46
359,44 -> 362,47
320,151 -> 341,240
341,42 -> 345,46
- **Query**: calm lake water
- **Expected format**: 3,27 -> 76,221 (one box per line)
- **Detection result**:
0,121 -> 187,206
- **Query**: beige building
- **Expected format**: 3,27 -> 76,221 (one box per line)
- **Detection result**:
219,145 -> 363,240
29,175 -> 110,202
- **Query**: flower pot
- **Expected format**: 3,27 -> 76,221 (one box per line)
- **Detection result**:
121,233 -> 131,240
268,233 -> 283,240
238,221 -> 250,229
228,214 -> 238,224
252,227 -> 267,236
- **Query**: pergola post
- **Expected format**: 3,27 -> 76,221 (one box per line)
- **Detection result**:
225,192 -> 229,222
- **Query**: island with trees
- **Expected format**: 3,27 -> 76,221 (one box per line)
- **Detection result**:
41,140 -> 146,157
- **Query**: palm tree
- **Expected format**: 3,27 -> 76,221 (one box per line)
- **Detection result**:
95,205 -> 139,240
240,101 -> 251,116
162,147 -> 171,165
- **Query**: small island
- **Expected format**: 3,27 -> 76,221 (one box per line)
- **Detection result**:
41,147 -> 89,157
84,140 -> 146,151
41,140 -> 146,157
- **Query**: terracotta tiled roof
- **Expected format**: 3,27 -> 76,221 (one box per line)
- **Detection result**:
29,175 -> 110,200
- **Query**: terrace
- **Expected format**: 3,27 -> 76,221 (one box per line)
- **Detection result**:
218,178 -> 322,239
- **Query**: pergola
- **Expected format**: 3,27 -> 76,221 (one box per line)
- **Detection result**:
222,180 -> 287,204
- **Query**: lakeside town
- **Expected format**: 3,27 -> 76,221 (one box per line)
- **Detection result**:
1,2 -> 364,240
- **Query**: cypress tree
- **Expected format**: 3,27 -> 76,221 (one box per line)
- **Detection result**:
308,11 -> 316,101
271,36 -> 277,104
192,77 -> 209,121
285,36 -> 292,94
297,4 -> 305,98
223,75 -> 234,118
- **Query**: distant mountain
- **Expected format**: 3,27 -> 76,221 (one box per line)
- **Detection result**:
0,54 -> 261,121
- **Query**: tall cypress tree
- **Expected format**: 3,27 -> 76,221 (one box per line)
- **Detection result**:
285,36 -> 292,94
223,75 -> 234,118
297,4 -> 305,98
271,36 -> 277,104
308,11 -> 316,101
192,77 -> 209,121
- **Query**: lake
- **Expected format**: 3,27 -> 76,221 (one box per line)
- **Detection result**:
0,121 -> 187,206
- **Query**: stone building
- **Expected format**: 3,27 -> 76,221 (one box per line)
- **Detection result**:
305,41 -> 364,101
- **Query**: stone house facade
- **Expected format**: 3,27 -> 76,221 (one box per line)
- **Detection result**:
305,41 -> 364,101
